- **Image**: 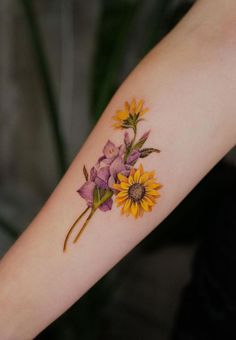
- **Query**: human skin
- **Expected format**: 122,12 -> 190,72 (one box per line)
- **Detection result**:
0,0 -> 236,338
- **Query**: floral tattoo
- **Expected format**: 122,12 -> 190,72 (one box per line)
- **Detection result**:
63,98 -> 162,252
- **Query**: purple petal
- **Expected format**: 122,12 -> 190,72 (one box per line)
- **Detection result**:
94,166 -> 110,188
121,169 -> 131,177
103,140 -> 119,159
124,132 -> 130,147
108,175 -> 115,189
95,155 -> 106,168
99,197 -> 113,212
90,166 -> 97,181
77,181 -> 95,206
95,177 -> 108,189
127,150 -> 140,165
109,156 -> 126,179
118,144 -> 126,158
97,166 -> 110,182
101,158 -> 114,165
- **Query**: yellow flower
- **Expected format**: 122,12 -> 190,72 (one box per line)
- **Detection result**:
113,164 -> 162,218
112,98 -> 149,129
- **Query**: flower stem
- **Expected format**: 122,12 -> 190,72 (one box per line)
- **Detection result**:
124,124 -> 137,163
73,190 -> 113,245
132,124 -> 137,146
63,206 -> 90,252
73,208 -> 96,244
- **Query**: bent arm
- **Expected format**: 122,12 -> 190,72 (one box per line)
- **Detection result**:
0,0 -> 236,338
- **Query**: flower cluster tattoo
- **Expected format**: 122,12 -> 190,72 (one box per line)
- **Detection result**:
63,98 -> 162,252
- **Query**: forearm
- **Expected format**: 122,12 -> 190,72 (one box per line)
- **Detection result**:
0,1 -> 236,339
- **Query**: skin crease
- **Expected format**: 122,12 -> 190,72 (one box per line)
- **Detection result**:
0,0 -> 236,338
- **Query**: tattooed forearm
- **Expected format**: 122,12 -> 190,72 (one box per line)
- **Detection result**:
63,98 -> 162,252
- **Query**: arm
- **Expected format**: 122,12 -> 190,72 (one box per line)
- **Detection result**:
0,0 -> 236,338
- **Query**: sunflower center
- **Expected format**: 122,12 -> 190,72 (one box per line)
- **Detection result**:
128,183 -> 145,202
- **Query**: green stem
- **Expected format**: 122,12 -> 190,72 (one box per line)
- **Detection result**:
132,125 -> 137,146
63,206 -> 90,252
73,208 -> 96,244
73,190 -> 113,245
124,124 -> 137,163
95,189 -> 113,209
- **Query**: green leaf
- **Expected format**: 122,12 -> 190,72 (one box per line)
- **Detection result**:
133,130 -> 150,149
140,148 -> 160,158
93,186 -> 100,205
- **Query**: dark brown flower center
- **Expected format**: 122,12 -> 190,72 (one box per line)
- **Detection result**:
128,183 -> 145,202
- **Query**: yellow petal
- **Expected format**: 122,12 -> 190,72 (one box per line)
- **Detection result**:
140,199 -> 149,211
135,204 -> 140,219
117,173 -> 128,183
134,169 -> 141,182
145,195 -> 157,204
122,198 -> 131,213
112,122 -> 122,129
139,108 -> 149,116
136,99 -> 144,114
128,175 -> 134,185
115,198 -> 125,206
148,170 -> 155,179
145,189 -> 159,196
116,110 -> 128,120
120,182 -> 129,190
143,196 -> 155,206
131,202 -> 138,218
124,209 -> 131,217
139,173 -> 149,184
139,207 -> 144,217
117,191 -> 128,199
145,180 -> 160,189
130,168 -> 135,177
138,163 -> 144,176
130,98 -> 136,113
116,197 -> 127,206
113,183 -> 122,191
112,115 -> 121,121
125,101 -> 130,111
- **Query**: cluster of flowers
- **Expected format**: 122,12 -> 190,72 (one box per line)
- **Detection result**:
63,98 -> 162,251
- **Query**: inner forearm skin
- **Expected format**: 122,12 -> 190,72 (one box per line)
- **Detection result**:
0,1 -> 236,339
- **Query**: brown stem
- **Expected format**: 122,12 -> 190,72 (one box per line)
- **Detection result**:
73,209 -> 96,244
63,206 -> 90,252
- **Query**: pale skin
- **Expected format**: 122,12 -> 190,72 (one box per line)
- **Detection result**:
1,0 -> 236,338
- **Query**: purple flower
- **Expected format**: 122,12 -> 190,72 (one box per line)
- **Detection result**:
108,175 -> 115,189
96,140 -> 120,167
90,166 -> 97,181
126,149 -> 140,165
124,132 -> 131,147
77,181 -> 96,207
78,165 -> 113,211
99,198 -> 113,211
103,140 -> 119,160
119,144 -> 125,157
94,166 -> 110,189
78,138 -> 136,211
109,156 -> 126,178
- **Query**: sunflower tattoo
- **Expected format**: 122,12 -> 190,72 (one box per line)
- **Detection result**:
63,98 -> 162,252
113,164 -> 160,218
